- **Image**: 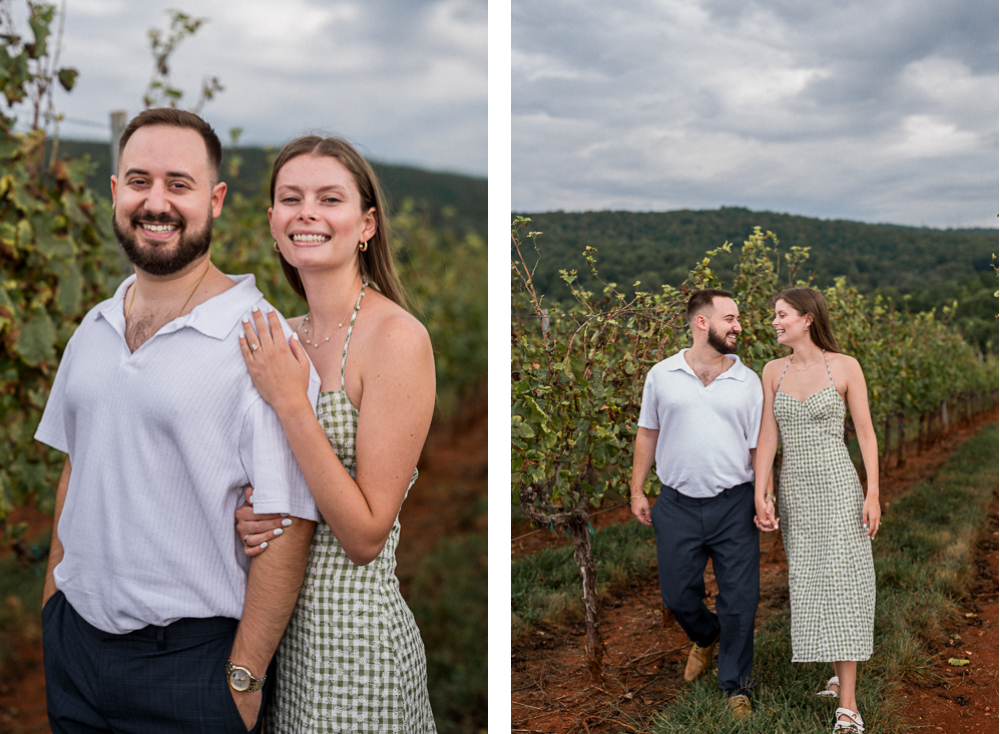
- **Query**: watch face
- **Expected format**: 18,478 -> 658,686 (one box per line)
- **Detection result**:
230,668 -> 251,692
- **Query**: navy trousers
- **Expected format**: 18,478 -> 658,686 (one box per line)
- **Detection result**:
651,483 -> 759,697
42,590 -> 270,734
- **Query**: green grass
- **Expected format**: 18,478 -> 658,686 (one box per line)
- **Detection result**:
0,534 -> 48,677
648,422 -> 998,733
511,517 -> 657,638
409,531 -> 488,734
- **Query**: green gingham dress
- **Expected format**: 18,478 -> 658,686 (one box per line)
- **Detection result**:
267,283 -> 436,733
774,352 -> 876,663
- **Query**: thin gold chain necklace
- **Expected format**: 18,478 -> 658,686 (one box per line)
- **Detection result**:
791,349 -> 824,372
125,264 -> 211,325
295,281 -> 367,348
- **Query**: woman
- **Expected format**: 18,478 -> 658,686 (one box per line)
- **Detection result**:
234,136 -> 437,733
753,288 -> 879,734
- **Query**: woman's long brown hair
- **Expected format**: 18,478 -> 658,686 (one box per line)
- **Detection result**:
774,287 -> 841,353
269,136 -> 408,310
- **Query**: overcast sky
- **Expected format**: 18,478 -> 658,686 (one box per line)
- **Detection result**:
18,0 -> 486,176
512,0 -> 998,228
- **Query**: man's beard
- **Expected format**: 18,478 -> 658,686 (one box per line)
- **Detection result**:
707,325 -> 738,355
113,210 -> 212,276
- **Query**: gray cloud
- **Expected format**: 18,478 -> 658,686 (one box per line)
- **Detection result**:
23,0 -> 486,175
513,0 -> 997,227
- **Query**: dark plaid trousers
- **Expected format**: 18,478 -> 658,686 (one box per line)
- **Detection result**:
42,590 -> 271,733
651,482 -> 760,697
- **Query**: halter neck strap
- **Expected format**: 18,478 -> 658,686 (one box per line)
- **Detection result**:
340,280 -> 367,391
776,356 -> 792,392
777,349 -> 831,393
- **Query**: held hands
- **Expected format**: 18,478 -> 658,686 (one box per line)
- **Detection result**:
238,307 -> 311,413
235,485 -> 293,557
630,494 -> 652,527
862,491 -> 881,539
754,496 -> 778,532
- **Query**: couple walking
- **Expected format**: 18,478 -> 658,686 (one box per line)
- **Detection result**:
631,288 -> 880,733
35,109 -> 437,732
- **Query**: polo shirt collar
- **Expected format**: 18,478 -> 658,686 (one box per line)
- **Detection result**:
666,348 -> 749,381
97,272 -> 263,341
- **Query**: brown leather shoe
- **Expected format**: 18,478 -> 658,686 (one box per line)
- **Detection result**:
683,634 -> 719,682
728,694 -> 752,719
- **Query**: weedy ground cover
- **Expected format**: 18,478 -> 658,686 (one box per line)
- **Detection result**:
410,530 -> 488,734
512,518 -> 657,639
0,535 -> 47,676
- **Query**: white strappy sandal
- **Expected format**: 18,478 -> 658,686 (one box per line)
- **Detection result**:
832,707 -> 864,733
817,676 -> 840,697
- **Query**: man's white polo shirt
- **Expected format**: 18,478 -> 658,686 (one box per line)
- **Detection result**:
35,273 -> 320,634
637,349 -> 763,498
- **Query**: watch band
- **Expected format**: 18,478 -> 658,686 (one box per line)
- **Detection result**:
226,659 -> 266,692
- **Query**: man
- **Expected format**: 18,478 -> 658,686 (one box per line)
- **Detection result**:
35,108 -> 320,733
630,289 -> 763,718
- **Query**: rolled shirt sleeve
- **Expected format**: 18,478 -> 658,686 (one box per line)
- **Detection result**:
239,396 -> 320,521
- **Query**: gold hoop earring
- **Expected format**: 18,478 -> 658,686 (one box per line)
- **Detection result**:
359,239 -> 368,252
273,241 -> 280,253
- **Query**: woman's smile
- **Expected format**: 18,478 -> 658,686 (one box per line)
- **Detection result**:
289,231 -> 331,245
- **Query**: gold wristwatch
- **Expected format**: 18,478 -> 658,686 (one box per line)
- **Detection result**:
226,659 -> 266,692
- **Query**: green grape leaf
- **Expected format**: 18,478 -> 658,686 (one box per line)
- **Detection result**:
11,180 -> 38,213
55,261 -> 83,314
36,231 -> 75,261
517,422 -> 536,439
15,309 -> 56,366
57,67 -> 78,92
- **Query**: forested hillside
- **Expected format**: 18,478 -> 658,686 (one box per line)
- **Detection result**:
515,207 -> 997,352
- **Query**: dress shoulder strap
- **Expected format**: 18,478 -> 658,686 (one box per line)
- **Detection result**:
822,349 -> 834,388
340,280 -> 367,391
776,356 -> 793,392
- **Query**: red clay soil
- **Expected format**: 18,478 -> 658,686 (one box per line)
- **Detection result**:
512,409 -> 999,734
0,403 -> 487,734
894,510 -> 999,734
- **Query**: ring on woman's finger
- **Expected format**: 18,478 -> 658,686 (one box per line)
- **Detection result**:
250,343 -> 259,352
243,534 -> 250,547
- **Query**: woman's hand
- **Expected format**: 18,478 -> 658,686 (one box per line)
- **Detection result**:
754,496 -> 778,532
238,307 -> 311,413
862,491 -> 881,539
235,485 -> 294,557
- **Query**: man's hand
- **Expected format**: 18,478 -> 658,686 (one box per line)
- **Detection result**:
754,496 -> 778,532
629,428 -> 658,527
631,494 -> 652,527
230,688 -> 261,730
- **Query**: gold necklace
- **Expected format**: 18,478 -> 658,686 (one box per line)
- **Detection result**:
296,281 -> 367,348
791,349 -> 824,372
125,264 -> 211,324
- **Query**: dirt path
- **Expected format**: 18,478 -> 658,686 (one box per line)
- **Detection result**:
511,409 -> 998,733
0,404 -> 487,734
